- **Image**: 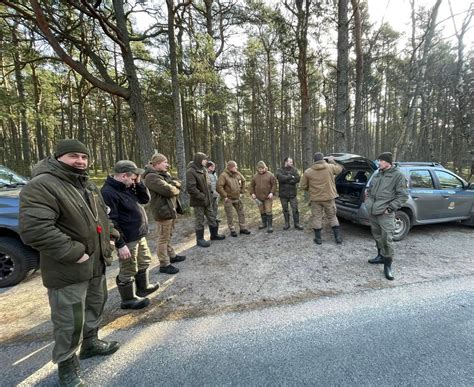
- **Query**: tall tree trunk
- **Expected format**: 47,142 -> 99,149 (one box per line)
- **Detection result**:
113,0 -> 154,165
335,0 -> 349,151
350,0 -> 364,154
30,64 -> 44,161
167,0 -> 189,207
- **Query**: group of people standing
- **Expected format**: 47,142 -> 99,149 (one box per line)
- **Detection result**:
18,138 -> 407,387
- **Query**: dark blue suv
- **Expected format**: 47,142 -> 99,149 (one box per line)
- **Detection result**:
0,165 -> 39,287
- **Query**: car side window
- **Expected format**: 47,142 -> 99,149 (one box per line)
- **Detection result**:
409,170 -> 434,189
435,170 -> 464,189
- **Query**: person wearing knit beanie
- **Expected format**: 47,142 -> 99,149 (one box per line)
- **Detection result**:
250,160 -> 276,233
227,160 -> 237,169
377,152 -> 393,165
149,153 -> 167,165
366,150 -> 408,281
54,139 -> 90,158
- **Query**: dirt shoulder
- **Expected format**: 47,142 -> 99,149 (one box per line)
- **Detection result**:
1,199 -> 473,345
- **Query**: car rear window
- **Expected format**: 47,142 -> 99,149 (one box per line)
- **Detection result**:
410,170 -> 434,189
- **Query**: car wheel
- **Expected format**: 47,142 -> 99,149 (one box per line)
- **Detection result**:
393,211 -> 411,241
0,237 -> 39,288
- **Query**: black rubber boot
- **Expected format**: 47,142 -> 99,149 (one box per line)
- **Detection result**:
293,212 -> 304,230
79,336 -> 120,360
384,257 -> 394,280
332,225 -> 343,244
258,214 -> 267,229
116,277 -> 150,310
196,229 -> 210,247
267,214 -> 273,233
313,229 -> 322,245
135,269 -> 160,297
209,225 -> 225,240
368,248 -> 384,264
58,356 -> 85,387
283,212 -> 290,230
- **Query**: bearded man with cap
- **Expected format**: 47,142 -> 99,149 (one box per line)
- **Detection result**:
101,160 -> 159,310
365,152 -> 408,280
250,161 -> 277,233
300,152 -> 343,244
143,153 -> 186,274
217,161 -> 251,237
186,152 -> 225,247
19,139 -> 119,387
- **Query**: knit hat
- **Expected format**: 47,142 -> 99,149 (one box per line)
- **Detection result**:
313,152 -> 324,162
193,152 -> 208,165
227,160 -> 237,169
54,139 -> 90,158
378,152 -> 393,164
113,160 -> 144,175
257,161 -> 267,169
150,153 -> 167,165
206,161 -> 215,168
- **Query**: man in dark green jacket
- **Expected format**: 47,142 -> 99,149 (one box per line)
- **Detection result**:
19,139 -> 119,387
365,152 -> 408,280
186,152 -> 225,247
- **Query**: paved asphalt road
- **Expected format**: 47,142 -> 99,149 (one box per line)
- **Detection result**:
6,276 -> 474,386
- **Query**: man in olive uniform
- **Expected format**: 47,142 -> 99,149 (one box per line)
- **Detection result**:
19,139 -> 119,387
187,152 -> 225,247
101,160 -> 159,310
217,160 -> 251,237
144,153 -> 186,274
365,152 -> 408,280
276,157 -> 303,230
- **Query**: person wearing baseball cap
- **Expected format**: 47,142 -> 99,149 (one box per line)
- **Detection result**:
102,160 -> 159,311
366,152 -> 408,280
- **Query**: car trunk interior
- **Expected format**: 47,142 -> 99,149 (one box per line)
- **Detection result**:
333,158 -> 375,208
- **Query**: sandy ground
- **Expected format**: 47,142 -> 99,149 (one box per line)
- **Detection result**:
1,198 -> 473,346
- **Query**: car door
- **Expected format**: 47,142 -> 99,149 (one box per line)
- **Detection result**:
408,169 -> 441,221
433,169 -> 472,219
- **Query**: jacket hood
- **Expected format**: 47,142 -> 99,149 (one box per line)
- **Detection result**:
310,160 -> 328,171
379,165 -> 400,176
32,157 -> 89,187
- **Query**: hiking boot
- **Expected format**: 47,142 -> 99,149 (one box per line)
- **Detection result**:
79,337 -> 120,360
240,229 -> 251,235
58,356 -> 85,387
159,265 -> 179,274
230,230 -> 238,237
170,255 -> 186,263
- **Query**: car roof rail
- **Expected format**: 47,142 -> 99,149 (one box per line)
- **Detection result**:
395,161 -> 444,167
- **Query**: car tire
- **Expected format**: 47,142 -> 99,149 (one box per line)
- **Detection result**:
0,237 -> 39,288
393,211 -> 411,241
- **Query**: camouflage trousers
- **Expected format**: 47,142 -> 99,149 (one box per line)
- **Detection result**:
118,237 -> 152,283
